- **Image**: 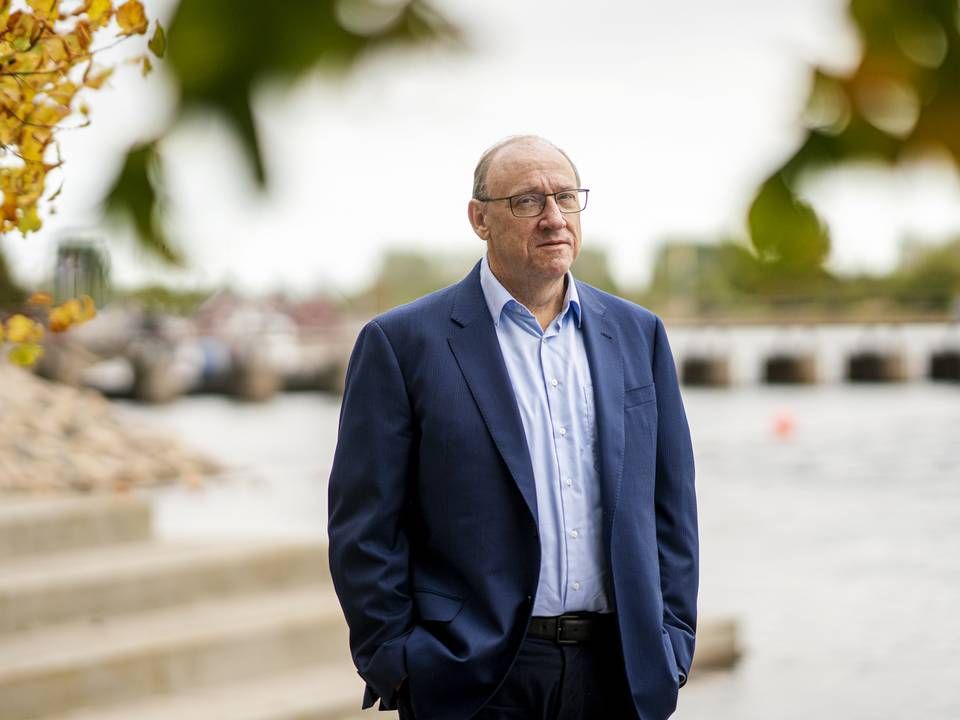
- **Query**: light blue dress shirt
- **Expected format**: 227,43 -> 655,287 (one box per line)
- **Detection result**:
479,255 -> 611,616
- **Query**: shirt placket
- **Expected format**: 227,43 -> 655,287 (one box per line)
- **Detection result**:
540,316 -> 583,609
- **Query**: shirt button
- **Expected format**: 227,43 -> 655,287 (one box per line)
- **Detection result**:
550,378 -> 558,387
570,529 -> 579,539
565,477 -> 573,487
572,581 -> 581,591
559,426 -> 566,437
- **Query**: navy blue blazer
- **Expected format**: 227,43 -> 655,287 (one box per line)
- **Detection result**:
328,262 -> 698,720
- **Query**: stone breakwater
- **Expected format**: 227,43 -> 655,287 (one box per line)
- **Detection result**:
0,366 -> 221,494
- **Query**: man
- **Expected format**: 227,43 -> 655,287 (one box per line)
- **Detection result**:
328,136 -> 697,720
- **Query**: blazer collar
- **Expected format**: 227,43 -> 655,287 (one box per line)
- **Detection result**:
448,262 -> 540,525
578,284 -> 626,550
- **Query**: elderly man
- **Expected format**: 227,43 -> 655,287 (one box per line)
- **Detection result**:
328,135 -> 697,720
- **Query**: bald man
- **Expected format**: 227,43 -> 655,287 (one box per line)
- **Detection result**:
328,136 -> 698,720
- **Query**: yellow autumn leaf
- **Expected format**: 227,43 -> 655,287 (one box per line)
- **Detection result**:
42,36 -> 68,63
18,206 -> 43,234
48,304 -> 73,332
74,20 -> 93,49
116,0 -> 147,35
5,314 -> 37,343
86,0 -> 112,28
8,343 -> 44,367
27,0 -> 59,22
83,67 -> 112,89
28,291 -> 53,305
47,83 -> 78,107
141,54 -> 151,76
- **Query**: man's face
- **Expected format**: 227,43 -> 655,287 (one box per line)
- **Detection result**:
469,141 -> 582,288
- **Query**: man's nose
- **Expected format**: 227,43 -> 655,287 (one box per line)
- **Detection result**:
539,196 -> 567,230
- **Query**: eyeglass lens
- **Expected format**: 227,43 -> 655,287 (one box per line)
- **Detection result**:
510,190 -> 587,217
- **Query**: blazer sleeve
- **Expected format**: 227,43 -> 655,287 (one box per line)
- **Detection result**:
651,315 -> 699,686
328,320 -> 415,709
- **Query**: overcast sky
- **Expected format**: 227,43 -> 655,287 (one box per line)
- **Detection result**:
4,0 -> 960,297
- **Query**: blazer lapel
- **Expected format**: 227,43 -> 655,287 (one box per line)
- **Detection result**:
447,264 -> 539,526
580,286 -> 625,551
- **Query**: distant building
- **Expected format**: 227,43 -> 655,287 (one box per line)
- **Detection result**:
54,240 -> 111,306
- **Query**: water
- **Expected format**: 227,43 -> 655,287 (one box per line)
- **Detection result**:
117,382 -> 960,719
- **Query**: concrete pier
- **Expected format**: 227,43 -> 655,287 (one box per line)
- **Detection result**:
681,355 -> 731,387
930,350 -> 960,381
846,351 -> 907,382
763,354 -> 817,384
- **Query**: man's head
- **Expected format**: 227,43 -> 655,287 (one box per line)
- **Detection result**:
468,136 -> 584,291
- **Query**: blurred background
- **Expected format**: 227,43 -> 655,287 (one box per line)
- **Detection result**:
1,0 -> 959,718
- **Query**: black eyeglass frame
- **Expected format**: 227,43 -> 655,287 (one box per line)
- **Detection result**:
477,188 -> 590,218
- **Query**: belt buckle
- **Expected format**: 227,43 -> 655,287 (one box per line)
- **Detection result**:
555,614 -> 579,645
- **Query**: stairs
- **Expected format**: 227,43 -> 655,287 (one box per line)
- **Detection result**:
0,496 -> 371,720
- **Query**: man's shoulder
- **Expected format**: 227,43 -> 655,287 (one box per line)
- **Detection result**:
368,278 -> 462,337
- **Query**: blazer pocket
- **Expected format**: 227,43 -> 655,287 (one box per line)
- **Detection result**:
414,588 -> 465,623
624,382 -> 656,409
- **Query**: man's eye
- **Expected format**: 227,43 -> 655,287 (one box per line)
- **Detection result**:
514,195 -> 539,206
556,192 -> 575,203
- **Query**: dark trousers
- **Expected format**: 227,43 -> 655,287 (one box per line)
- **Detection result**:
399,623 -> 638,720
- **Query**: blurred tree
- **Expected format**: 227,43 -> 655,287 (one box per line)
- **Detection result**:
571,247 -> 618,294
748,0 -> 960,280
354,249 -> 473,311
892,236 -> 960,308
103,0 -> 457,265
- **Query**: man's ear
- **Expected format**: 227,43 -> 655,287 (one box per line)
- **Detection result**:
467,199 -> 490,241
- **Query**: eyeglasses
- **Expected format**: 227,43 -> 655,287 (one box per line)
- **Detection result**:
479,189 -> 589,218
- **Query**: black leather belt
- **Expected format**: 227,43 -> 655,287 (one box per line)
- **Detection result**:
527,613 -> 614,645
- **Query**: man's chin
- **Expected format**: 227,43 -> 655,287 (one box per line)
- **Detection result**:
532,262 -> 573,283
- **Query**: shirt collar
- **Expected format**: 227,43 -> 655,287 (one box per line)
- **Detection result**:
479,254 -> 582,329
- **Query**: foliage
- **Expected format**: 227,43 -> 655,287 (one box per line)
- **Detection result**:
891,236 -> 960,308
103,0 -> 457,264
0,0 -> 162,237
643,235 -> 960,318
115,282 -> 213,315
572,247 -> 618,294
748,0 -> 960,276
0,289 -> 95,364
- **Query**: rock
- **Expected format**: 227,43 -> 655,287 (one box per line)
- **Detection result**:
0,365 -> 221,495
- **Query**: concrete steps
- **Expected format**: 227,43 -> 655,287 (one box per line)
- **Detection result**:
45,663 -> 367,720
0,539 -> 330,632
0,496 -> 363,720
0,586 -> 347,719
0,496 -> 151,559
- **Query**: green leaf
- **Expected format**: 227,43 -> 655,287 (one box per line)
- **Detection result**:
104,142 -> 183,266
148,20 -> 166,58
748,173 -> 830,279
